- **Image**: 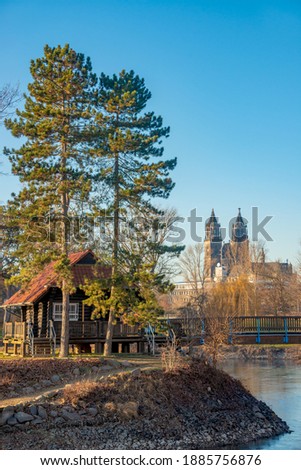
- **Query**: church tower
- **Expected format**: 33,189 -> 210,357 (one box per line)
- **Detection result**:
230,208 -> 249,267
204,209 -> 223,279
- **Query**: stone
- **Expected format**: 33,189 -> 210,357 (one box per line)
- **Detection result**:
41,379 -> 53,387
49,410 -> 58,418
61,410 -> 81,422
51,375 -> 61,383
101,365 -> 113,371
15,411 -> 34,423
207,386 -> 211,392
91,366 -> 99,373
72,368 -> 80,376
7,416 -> 18,426
121,361 -> 133,367
87,407 -> 98,417
0,407 -> 15,426
32,418 -> 44,425
38,406 -> 48,419
29,405 -> 38,416
255,412 -> 265,419
54,417 -> 65,425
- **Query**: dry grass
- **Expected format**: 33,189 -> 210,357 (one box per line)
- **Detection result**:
0,372 -> 15,388
0,358 -> 105,400
62,359 -> 250,426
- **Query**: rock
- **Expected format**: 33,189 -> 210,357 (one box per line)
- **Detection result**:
24,386 -> 35,394
51,375 -> 61,383
131,368 -> 141,377
49,410 -> 58,418
15,412 -> 34,423
121,361 -> 133,367
101,365 -> 113,371
72,368 -> 80,376
54,417 -> 65,425
87,407 -> 98,417
106,359 -> 120,368
61,410 -> 81,422
207,386 -> 211,392
41,379 -> 53,387
91,366 -> 99,373
0,407 -> 15,426
29,405 -> 38,416
255,412 -> 265,419
7,416 -> 18,426
32,418 -> 44,425
38,406 -> 48,419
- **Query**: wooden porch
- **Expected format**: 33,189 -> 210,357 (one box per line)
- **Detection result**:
2,320 -> 146,356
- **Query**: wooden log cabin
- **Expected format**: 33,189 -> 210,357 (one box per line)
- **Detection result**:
2,250 -> 147,356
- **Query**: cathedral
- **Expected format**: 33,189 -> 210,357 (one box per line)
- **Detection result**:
204,208 -> 249,280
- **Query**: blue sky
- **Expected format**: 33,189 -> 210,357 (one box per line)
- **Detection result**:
0,0 -> 300,264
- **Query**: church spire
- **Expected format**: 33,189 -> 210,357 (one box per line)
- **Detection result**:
205,208 -> 222,241
231,208 -> 248,242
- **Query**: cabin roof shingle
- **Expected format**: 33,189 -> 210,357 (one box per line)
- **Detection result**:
3,250 -> 109,306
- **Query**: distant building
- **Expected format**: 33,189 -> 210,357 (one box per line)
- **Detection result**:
204,208 -> 249,280
171,207 -> 294,310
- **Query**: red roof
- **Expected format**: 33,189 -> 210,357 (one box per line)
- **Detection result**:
4,250 -> 110,306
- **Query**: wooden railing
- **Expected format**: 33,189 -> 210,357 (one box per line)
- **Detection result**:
4,317 -> 301,344
53,321 -> 142,339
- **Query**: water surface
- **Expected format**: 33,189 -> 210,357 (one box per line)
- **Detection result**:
222,360 -> 301,450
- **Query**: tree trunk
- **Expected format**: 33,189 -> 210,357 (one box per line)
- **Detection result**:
104,147 -> 119,357
104,302 -> 115,357
59,144 -> 70,358
59,280 -> 70,358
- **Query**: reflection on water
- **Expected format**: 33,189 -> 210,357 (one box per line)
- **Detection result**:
222,360 -> 301,450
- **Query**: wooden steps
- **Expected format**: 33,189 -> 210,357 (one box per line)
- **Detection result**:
32,338 -> 54,357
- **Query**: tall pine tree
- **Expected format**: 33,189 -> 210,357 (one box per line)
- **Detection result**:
94,70 -> 177,356
4,44 -> 97,357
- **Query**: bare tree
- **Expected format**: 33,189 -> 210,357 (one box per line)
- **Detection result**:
249,241 -> 268,315
0,83 -> 20,124
176,244 -> 207,353
177,243 -> 207,314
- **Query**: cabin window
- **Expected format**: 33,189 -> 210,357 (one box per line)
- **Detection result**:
52,303 -> 79,321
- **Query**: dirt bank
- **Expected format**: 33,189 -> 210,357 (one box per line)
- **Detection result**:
0,359 -> 289,450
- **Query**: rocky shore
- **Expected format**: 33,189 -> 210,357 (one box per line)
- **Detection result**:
220,345 -> 301,362
0,359 -> 290,450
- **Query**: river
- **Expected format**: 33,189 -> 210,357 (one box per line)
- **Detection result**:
222,360 -> 301,450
